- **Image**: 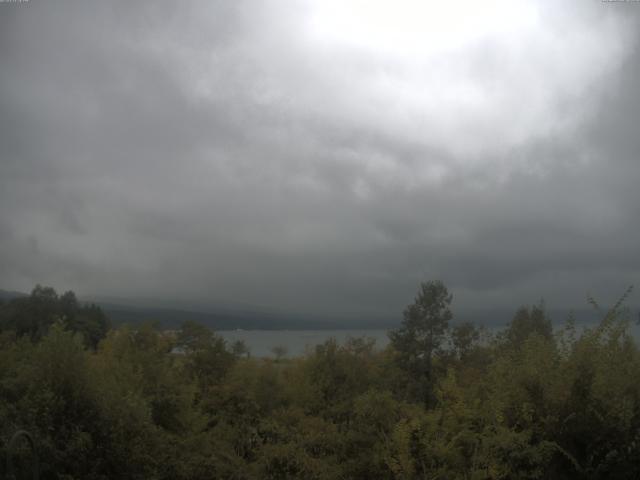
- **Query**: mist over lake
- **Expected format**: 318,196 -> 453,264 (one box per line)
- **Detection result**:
219,320 -> 640,358
219,329 -> 391,357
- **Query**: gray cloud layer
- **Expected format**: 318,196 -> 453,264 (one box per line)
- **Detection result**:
1,0 -> 639,319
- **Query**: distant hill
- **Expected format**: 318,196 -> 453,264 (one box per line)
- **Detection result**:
0,289 -> 28,301
0,287 -> 614,331
99,303 -> 397,330
1,288 -> 395,330
100,304 -> 608,331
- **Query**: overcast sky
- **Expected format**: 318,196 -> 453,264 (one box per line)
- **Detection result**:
1,0 -> 639,319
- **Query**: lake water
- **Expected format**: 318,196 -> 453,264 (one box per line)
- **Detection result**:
219,321 -> 640,358
218,329 -> 390,358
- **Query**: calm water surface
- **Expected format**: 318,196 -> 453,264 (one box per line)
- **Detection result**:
218,329 -> 390,358
219,322 -> 640,358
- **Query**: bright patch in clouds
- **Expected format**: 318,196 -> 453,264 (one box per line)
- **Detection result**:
303,0 -> 633,164
307,0 -> 539,57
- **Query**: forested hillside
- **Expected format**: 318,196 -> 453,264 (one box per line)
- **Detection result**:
1,283 -> 639,479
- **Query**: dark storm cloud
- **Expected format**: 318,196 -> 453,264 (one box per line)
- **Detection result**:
1,0 -> 639,319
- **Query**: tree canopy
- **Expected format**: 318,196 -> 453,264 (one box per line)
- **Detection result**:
389,280 -> 453,405
0,285 -> 109,348
1,282 -> 639,479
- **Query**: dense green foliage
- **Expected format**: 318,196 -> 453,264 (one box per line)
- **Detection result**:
0,286 -> 109,348
1,283 -> 639,479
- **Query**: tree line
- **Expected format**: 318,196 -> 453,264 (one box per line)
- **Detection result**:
0,282 -> 639,479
